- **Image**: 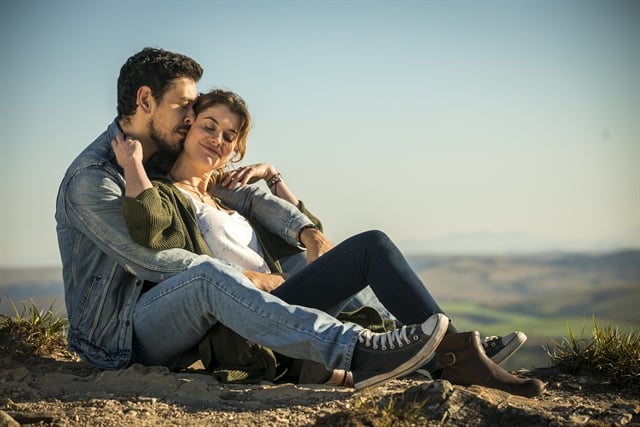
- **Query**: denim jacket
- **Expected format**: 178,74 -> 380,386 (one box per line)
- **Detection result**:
55,119 -> 312,369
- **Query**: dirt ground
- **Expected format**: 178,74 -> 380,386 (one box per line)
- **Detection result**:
1,332 -> 639,426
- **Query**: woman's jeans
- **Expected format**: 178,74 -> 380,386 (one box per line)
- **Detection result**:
280,253 -> 395,320
274,230 -> 445,325
131,230 -> 445,370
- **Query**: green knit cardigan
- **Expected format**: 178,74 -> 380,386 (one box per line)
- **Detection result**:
122,177 -> 323,273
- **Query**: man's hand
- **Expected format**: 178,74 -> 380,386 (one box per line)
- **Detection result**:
243,270 -> 287,292
300,227 -> 333,264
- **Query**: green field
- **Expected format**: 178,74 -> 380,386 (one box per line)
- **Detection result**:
409,251 -> 640,370
441,301 -> 639,338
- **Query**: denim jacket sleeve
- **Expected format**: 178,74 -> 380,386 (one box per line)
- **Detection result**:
63,164 -> 219,282
213,183 -> 313,248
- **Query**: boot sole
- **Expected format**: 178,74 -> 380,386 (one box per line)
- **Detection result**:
354,313 -> 448,391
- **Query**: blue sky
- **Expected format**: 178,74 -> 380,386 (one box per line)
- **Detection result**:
1,0 -> 638,267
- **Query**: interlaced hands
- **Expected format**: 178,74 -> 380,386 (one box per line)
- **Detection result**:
220,163 -> 277,189
111,134 -> 143,169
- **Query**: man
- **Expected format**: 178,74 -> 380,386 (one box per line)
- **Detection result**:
55,47 -> 448,390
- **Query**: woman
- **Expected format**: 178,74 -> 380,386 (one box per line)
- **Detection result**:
112,89 -> 544,396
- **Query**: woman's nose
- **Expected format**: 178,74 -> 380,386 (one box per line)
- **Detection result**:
210,131 -> 223,144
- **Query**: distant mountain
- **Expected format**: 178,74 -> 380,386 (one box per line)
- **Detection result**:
401,232 -> 638,256
0,266 -> 65,316
406,250 -> 640,312
1,266 -> 62,287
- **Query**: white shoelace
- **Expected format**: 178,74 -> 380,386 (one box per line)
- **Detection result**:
358,325 -> 418,350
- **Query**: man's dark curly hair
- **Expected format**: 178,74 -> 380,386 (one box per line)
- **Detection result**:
117,47 -> 203,122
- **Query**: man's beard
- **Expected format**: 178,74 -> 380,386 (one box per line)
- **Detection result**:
148,117 -> 186,155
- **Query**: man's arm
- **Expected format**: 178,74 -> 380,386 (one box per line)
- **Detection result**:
64,166 -> 220,282
214,184 -> 332,262
214,184 -> 310,246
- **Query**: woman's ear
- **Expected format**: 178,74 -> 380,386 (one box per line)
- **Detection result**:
136,86 -> 154,113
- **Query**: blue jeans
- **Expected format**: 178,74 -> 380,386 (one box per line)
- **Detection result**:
132,230 -> 446,370
131,259 -> 360,370
280,252 -> 395,320
273,230 -> 446,325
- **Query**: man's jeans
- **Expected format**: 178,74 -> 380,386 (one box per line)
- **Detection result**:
131,259 -> 360,370
131,230 -> 445,371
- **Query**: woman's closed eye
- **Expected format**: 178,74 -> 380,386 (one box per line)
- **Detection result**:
200,114 -> 238,143
223,132 -> 237,143
202,125 -> 236,144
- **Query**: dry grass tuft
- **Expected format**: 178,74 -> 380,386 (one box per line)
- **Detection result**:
0,297 -> 68,357
545,316 -> 640,388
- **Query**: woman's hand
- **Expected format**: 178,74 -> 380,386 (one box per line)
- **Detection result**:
220,162 -> 300,206
243,270 -> 288,293
110,134 -> 152,197
111,134 -> 144,169
299,227 -> 333,264
220,163 -> 278,189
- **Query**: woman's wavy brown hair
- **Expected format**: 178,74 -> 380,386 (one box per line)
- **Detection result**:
194,89 -> 252,187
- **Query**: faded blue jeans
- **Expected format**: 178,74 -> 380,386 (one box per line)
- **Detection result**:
132,230 -> 446,370
131,257 -> 360,370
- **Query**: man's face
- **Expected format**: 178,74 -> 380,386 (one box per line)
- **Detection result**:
148,77 -> 198,154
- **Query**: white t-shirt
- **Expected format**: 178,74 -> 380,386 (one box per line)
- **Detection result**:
178,189 -> 270,273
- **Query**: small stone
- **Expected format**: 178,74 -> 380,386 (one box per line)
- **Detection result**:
124,408 -> 138,417
568,414 -> 590,424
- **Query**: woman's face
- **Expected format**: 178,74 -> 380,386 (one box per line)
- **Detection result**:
183,104 -> 240,171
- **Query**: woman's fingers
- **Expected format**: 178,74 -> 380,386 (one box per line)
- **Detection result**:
222,165 -> 262,188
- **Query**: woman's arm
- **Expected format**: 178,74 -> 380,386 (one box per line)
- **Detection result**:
243,270 -> 287,292
111,135 -> 193,252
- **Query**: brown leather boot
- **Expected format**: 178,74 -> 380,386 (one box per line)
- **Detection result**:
437,331 -> 545,398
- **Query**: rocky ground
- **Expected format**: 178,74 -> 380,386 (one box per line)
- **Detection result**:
1,333 -> 639,427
